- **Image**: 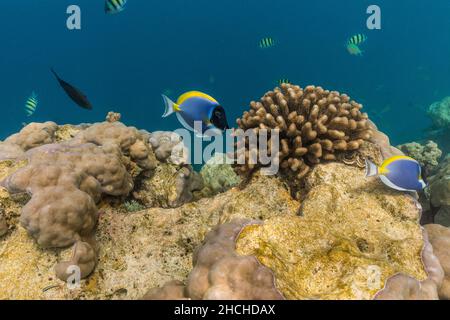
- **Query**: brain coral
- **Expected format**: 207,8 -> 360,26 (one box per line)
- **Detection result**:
235,84 -> 373,181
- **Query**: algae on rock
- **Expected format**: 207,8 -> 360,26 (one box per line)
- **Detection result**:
236,163 -> 427,300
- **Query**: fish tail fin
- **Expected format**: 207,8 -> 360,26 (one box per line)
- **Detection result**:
365,159 -> 379,177
162,95 -> 180,118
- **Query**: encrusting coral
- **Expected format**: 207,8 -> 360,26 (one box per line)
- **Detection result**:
235,84 -> 373,182
398,140 -> 442,175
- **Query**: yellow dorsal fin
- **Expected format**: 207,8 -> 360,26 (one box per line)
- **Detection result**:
177,91 -> 218,105
380,155 -> 415,173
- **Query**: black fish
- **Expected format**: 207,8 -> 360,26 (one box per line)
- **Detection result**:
51,69 -> 92,110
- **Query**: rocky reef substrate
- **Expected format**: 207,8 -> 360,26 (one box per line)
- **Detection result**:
1,90 -> 449,300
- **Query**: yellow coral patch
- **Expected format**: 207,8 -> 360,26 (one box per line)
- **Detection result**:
236,163 -> 427,300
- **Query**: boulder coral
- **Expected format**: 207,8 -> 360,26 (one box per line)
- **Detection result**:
0,122 -> 58,160
0,119 -> 163,282
144,219 -> 284,300
425,224 -> 450,300
235,84 -> 373,181
428,96 -> 450,129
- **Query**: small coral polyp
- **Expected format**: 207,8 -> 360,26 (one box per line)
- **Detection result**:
235,84 -> 373,181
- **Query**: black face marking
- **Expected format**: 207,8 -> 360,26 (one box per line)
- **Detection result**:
210,106 -> 230,130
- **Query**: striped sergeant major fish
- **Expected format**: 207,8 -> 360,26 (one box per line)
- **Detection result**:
347,33 -> 367,46
259,37 -> 275,49
24,92 -> 38,117
105,0 -> 128,14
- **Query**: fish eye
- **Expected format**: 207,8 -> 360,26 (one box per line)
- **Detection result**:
215,111 -> 222,118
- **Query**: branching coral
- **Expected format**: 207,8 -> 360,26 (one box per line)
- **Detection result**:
235,84 -> 373,180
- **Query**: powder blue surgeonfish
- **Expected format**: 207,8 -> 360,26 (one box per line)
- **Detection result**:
365,156 -> 427,192
162,91 -> 230,137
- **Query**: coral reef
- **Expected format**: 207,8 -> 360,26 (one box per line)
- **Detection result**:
235,84 -> 373,181
133,163 -> 204,208
427,155 -> 450,226
146,162 -> 442,300
374,229 -> 443,300
425,224 -> 450,300
200,153 -> 241,196
148,131 -> 188,165
0,106 -> 448,300
398,140 -> 442,176
0,118 -> 161,282
235,163 -> 430,300
428,96 -> 450,129
0,122 -> 58,160
0,172 -> 298,299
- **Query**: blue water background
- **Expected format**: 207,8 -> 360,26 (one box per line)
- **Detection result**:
1,0 -> 449,146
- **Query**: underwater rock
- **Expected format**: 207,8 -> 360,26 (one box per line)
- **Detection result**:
235,84 -> 373,182
148,131 -> 189,165
133,163 -> 204,208
425,224 -> 450,300
0,214 -> 7,237
428,96 -> 450,129
0,171 -> 297,299
435,207 -> 450,227
235,163 -> 430,300
398,140 -> 442,176
146,162 -> 440,300
199,153 -> 241,197
428,155 -> 450,208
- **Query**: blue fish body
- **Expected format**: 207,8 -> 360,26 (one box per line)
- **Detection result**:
366,156 -> 426,192
178,96 -> 219,133
162,91 -> 229,136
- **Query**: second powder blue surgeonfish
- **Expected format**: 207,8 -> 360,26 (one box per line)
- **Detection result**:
365,156 -> 427,192
162,91 -> 230,137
